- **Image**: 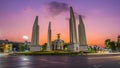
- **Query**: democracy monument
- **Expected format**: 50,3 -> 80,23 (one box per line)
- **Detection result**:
30,6 -> 88,52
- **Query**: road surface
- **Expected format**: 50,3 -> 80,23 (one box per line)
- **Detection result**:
0,54 -> 120,68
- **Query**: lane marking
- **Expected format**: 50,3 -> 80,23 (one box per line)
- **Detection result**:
39,59 -> 66,64
39,59 -> 48,61
93,65 -> 103,68
118,62 -> 120,64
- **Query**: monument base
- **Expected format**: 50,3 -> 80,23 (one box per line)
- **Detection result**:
68,43 -> 79,52
46,46 -> 51,51
30,46 -> 40,51
79,45 -> 88,51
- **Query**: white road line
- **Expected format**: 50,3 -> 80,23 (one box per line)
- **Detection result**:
93,65 -> 103,68
118,62 -> 120,64
39,59 -> 66,64
39,59 -> 48,61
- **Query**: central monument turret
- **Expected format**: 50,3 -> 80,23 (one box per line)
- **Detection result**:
53,33 -> 64,50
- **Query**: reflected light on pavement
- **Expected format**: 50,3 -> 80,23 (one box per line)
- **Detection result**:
21,57 -> 29,61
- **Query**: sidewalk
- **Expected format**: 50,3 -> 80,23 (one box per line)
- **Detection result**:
0,53 -> 9,56
87,52 -> 120,55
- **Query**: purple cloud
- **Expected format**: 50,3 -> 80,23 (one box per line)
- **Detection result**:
46,1 -> 69,16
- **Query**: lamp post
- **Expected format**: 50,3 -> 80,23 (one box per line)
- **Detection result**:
23,36 -> 29,51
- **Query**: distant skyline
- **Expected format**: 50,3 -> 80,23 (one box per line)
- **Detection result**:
0,0 -> 120,47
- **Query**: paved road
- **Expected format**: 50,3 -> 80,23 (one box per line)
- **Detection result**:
0,54 -> 120,68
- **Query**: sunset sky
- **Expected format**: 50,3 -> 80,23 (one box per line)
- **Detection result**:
0,0 -> 120,47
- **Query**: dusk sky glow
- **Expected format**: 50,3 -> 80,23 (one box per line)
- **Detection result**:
0,0 -> 120,47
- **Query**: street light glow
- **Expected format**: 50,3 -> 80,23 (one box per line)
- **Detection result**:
23,35 -> 28,40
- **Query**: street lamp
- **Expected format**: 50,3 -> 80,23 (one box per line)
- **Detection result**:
23,35 -> 29,51
23,36 -> 28,41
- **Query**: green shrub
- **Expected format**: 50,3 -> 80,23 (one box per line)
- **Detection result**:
15,51 -> 79,56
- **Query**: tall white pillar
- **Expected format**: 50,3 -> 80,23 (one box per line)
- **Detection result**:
78,15 -> 88,51
46,22 -> 51,51
30,16 -> 40,51
68,7 -> 79,52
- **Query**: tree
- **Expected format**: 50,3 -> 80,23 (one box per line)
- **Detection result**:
109,41 -> 116,51
42,43 -> 47,51
105,39 -> 116,51
18,43 -> 25,52
105,39 -> 111,49
63,43 -> 68,51
88,46 -> 93,52
117,35 -> 120,51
